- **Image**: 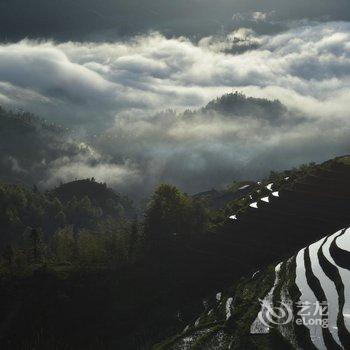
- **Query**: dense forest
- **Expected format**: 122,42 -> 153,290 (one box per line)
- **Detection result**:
0,177 -> 223,349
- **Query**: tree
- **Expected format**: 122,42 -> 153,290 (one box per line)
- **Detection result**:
188,198 -> 210,235
52,226 -> 76,263
77,231 -> 105,265
27,228 -> 43,263
55,211 -> 67,227
144,184 -> 192,245
128,219 -> 139,261
2,245 -> 14,266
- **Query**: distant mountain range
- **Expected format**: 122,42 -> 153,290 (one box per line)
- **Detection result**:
0,92 -> 292,197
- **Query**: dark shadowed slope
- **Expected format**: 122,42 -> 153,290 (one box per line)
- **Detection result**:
197,157 -> 350,282
0,107 -> 73,187
154,156 -> 350,349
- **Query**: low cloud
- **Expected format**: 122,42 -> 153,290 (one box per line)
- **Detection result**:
1,22 -> 350,196
7,156 -> 28,174
40,142 -> 141,191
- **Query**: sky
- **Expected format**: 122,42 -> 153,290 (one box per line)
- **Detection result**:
1,1 -> 350,198
1,0 -> 350,41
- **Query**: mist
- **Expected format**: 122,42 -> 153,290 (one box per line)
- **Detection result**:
1,21 -> 350,198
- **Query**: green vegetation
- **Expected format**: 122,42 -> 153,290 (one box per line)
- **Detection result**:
145,184 -> 210,243
0,181 -> 216,349
203,92 -> 287,122
336,155 -> 350,165
0,153 -> 350,349
0,179 -> 137,272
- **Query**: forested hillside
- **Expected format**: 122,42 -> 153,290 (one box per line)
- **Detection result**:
0,107 -> 75,187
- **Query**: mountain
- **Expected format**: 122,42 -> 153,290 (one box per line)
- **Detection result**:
0,93 -> 294,199
50,179 -> 135,218
192,181 -> 257,210
183,156 -> 350,294
0,107 -> 73,187
203,92 -> 289,123
154,156 -> 350,350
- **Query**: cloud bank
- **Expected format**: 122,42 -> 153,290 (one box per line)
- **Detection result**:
1,21 -> 350,196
